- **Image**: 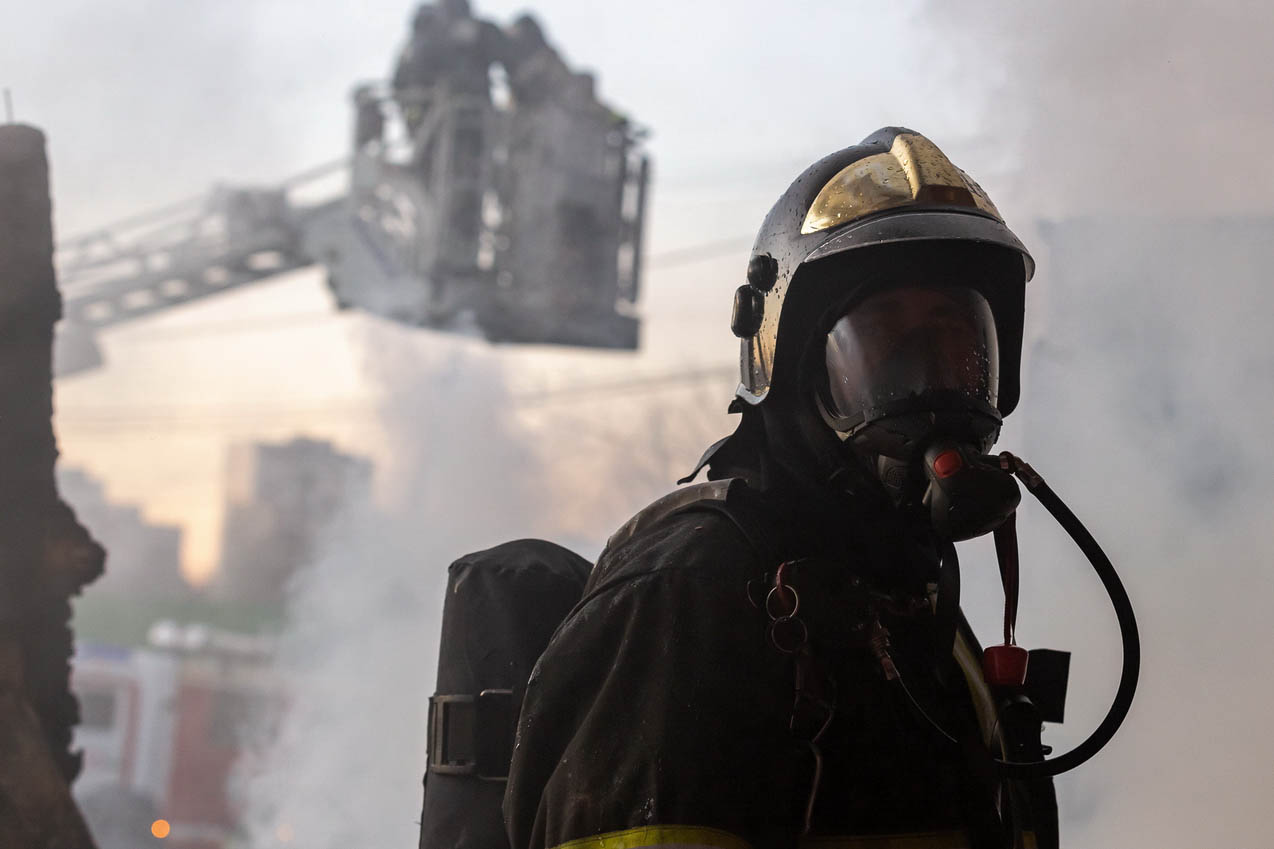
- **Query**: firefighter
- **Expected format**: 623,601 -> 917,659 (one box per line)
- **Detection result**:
504,14 -> 574,107
432,0 -> 506,101
393,4 -> 446,138
352,84 -> 385,151
504,128 -> 1057,849
392,1 -> 505,140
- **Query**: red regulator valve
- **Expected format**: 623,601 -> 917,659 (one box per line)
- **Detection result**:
983,643 -> 1030,688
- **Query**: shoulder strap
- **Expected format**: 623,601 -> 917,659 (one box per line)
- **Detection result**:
605,479 -> 736,551
675,478 -> 784,567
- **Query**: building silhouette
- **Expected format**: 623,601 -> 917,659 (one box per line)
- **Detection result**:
214,437 -> 373,604
57,467 -> 187,601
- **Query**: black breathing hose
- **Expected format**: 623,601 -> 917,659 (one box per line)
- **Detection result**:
897,454 -> 1141,779
999,457 -> 1140,777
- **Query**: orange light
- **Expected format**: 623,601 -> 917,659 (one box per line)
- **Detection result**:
151,819 -> 171,839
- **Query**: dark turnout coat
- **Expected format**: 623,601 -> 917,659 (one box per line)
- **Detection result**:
504,479 -> 1054,849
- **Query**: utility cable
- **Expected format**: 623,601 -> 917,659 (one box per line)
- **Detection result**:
55,363 -> 738,432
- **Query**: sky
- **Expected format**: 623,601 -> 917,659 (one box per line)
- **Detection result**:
6,1 -> 1274,847
8,0 -> 964,581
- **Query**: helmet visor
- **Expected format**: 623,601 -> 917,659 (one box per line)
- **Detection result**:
824,284 -> 999,429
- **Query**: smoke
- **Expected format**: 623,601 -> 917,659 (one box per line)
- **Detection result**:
6,0 -> 410,234
921,1 -> 1274,218
230,329 -> 554,849
918,3 -> 1274,846
231,325 -> 728,848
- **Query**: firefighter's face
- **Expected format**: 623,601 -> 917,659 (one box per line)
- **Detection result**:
823,284 -> 1000,426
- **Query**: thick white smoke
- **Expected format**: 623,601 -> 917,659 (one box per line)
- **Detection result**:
232,329 -> 555,849
232,325 -> 727,848
918,4 -> 1274,846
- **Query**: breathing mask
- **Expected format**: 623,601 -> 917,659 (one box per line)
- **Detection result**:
817,283 -> 1021,540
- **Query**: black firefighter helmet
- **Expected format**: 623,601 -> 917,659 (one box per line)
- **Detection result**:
730,127 -> 1034,461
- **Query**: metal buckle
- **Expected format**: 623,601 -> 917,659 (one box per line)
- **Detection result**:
427,689 -> 514,781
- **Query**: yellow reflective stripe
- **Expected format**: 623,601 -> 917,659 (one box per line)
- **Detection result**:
802,831 -> 969,848
550,825 -> 751,849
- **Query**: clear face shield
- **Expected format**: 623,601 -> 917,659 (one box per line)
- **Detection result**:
820,284 -> 1001,443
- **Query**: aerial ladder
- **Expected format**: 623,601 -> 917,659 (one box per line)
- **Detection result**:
54,35 -> 649,376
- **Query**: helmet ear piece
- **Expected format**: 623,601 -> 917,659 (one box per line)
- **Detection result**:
731,286 -> 764,338
746,254 -> 778,291
733,254 -> 779,338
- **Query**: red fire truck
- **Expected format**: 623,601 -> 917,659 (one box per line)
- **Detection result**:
72,624 -> 280,849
